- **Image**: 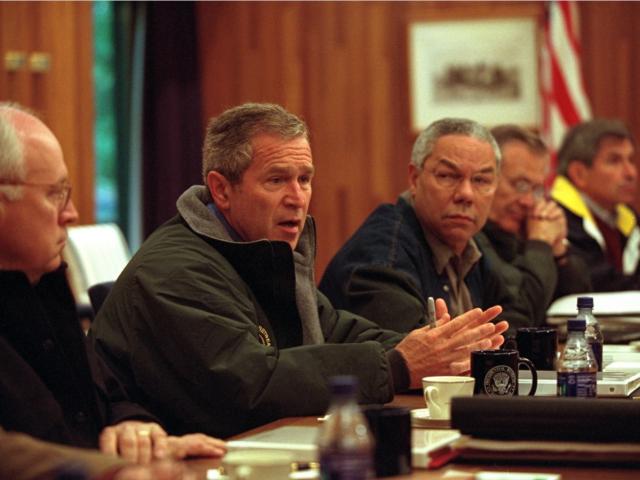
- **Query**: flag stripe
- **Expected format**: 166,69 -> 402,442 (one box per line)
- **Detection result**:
541,0 -> 592,156
559,1 -> 580,54
549,1 -> 592,120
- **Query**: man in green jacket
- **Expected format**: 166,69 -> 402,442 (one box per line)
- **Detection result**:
92,103 -> 508,438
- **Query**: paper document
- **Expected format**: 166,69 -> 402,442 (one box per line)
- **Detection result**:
227,425 -> 461,469
547,291 -> 640,318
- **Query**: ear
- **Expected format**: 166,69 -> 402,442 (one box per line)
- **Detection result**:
408,163 -> 421,195
566,161 -> 589,190
206,171 -> 233,212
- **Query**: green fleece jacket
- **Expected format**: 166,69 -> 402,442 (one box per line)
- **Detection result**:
91,186 -> 405,438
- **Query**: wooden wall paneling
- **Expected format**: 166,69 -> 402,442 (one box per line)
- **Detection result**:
38,2 -> 95,224
0,2 -> 94,223
0,2 -> 35,105
365,3 -> 394,205
281,3 -> 303,114
73,2 -> 96,225
197,1 -> 640,278
197,3 -> 237,110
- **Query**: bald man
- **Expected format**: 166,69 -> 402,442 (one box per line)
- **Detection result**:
0,103 -> 225,467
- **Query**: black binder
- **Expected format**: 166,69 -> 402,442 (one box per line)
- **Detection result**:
451,396 -> 640,442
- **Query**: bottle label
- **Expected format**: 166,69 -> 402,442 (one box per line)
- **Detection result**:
320,451 -> 373,480
557,371 -> 597,397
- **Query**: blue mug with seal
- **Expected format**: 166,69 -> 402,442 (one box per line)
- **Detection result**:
471,349 -> 537,396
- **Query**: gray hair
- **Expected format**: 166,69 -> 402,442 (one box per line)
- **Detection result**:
490,124 -> 548,156
0,104 -> 26,201
557,118 -> 635,176
411,118 -> 501,170
202,103 -> 309,184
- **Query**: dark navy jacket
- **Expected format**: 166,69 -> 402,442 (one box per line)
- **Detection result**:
319,196 -> 531,334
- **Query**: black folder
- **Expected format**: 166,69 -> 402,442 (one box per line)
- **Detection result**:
451,396 -> 640,442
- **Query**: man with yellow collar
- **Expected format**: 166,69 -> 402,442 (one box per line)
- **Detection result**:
551,119 -> 640,291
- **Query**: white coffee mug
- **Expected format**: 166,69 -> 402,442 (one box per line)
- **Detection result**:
222,449 -> 294,480
422,376 -> 475,420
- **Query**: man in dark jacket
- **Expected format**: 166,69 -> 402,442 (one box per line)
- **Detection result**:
0,104 -> 225,470
92,103 -> 508,438
475,125 -> 591,326
320,118 -> 530,335
550,119 -> 640,291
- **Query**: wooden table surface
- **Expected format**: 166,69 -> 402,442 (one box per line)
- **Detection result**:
186,394 -> 640,479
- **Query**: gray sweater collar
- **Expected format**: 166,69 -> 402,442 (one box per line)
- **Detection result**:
176,185 -> 324,345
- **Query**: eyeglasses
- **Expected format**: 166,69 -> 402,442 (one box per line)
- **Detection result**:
428,168 -> 497,195
0,180 -> 72,212
508,178 -> 545,200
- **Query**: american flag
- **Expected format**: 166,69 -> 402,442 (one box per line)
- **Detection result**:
540,0 -> 592,178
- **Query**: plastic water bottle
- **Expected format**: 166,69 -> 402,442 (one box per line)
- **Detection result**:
576,296 -> 604,371
317,376 -> 374,480
557,318 -> 598,397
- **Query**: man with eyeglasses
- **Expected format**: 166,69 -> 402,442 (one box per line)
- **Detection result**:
320,118 -> 530,335
550,119 -> 640,292
475,125 -> 591,326
0,103 -> 225,478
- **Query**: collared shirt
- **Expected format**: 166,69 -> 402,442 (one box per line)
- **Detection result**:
207,202 -> 244,242
403,191 -> 482,317
581,193 -> 618,228
581,193 -> 624,271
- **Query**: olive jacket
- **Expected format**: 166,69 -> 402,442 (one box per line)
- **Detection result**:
92,186 -> 406,438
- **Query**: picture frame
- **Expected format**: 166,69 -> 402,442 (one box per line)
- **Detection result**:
409,17 -> 540,131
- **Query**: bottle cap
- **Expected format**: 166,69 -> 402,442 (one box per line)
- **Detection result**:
577,296 -> 594,308
567,318 -> 586,331
329,375 -> 358,395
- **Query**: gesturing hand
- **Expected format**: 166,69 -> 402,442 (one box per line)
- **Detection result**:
395,303 -> 508,389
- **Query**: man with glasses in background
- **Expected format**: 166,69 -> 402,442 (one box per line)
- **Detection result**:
475,125 -> 591,327
0,103 -> 225,478
320,118 -> 530,336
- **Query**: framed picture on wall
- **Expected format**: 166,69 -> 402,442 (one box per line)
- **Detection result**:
409,17 -> 540,131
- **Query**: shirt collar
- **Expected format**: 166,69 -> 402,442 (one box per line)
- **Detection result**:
581,193 -> 618,228
206,202 -> 244,242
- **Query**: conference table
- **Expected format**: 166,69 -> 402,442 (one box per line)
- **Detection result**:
186,393 -> 640,480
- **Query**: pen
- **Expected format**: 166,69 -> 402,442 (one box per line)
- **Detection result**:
427,296 -> 436,329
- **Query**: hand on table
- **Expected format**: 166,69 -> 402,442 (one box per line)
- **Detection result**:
395,300 -> 508,389
100,421 -> 226,464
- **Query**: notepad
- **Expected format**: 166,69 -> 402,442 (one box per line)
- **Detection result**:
226,425 -> 461,469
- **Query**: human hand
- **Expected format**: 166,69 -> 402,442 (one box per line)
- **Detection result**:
109,461 -> 196,480
166,433 -> 227,459
395,305 -> 508,389
99,421 -> 169,464
526,200 -> 567,249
